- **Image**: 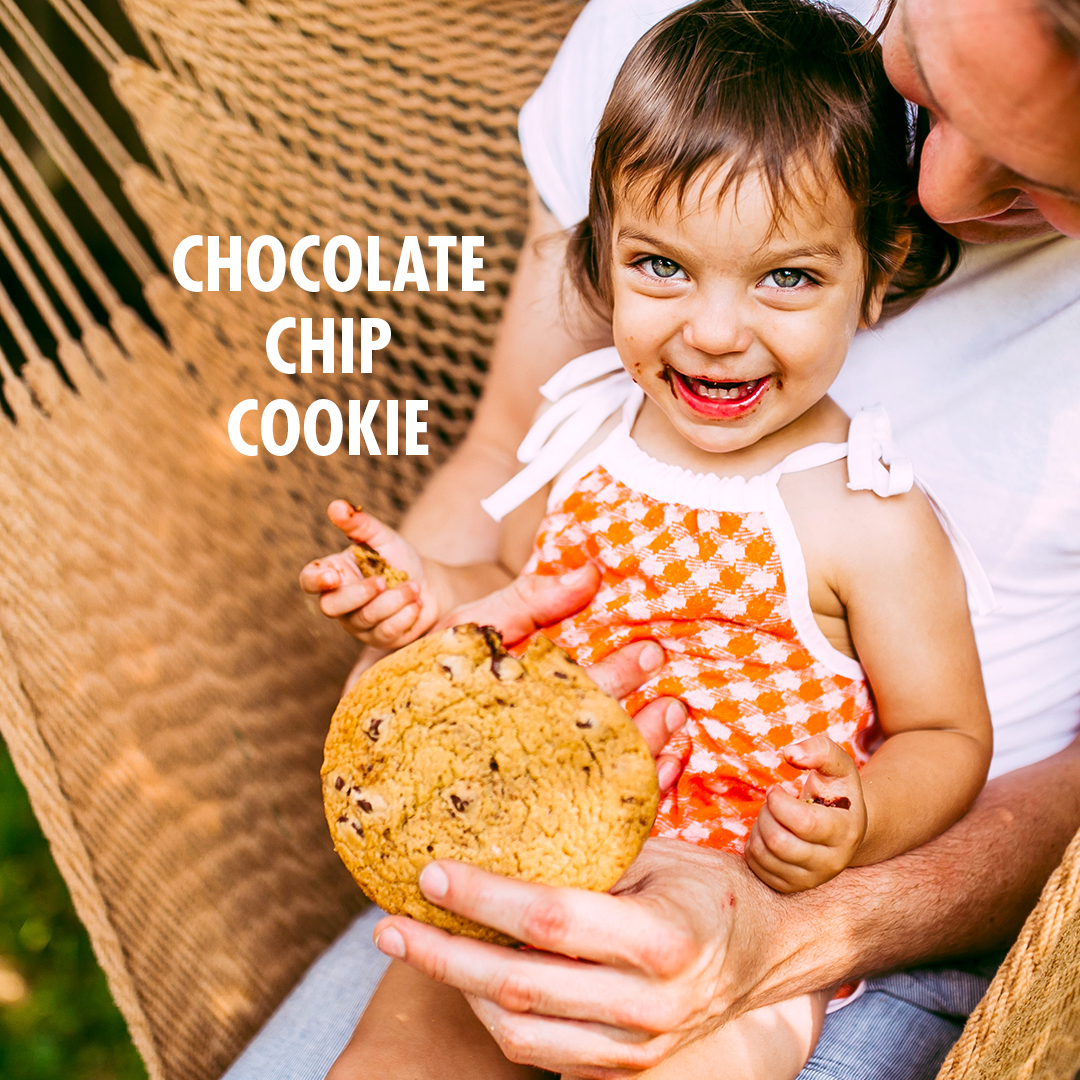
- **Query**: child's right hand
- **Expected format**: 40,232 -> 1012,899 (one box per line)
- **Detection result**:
299,500 -> 444,649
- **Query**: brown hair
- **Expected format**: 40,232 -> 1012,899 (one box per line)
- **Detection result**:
1042,0 -> 1080,56
568,0 -> 958,322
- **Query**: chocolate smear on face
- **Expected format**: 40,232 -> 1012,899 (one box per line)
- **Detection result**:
660,363 -> 678,398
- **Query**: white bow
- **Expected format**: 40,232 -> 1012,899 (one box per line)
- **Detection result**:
845,405 -> 915,497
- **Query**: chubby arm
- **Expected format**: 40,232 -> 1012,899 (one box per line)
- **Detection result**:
397,184 -> 611,565
303,188 -> 607,649
747,477 -> 994,890
838,484 -> 993,864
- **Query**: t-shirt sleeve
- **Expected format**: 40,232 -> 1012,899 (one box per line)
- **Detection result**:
518,0 -> 689,229
518,0 -> 882,230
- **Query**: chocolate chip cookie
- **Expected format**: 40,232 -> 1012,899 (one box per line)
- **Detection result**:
322,624 -> 658,942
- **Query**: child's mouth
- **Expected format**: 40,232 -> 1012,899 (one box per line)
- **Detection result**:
669,368 -> 771,419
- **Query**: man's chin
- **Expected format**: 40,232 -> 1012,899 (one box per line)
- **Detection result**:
938,214 -> 1060,245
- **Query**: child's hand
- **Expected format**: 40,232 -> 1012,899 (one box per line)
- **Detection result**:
299,500 -> 444,649
744,736 -> 867,893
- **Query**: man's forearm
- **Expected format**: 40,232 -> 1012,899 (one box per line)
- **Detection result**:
400,435 -> 515,564
741,736 -> 1080,1013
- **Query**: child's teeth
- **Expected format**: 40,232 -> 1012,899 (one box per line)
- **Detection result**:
689,376 -> 755,400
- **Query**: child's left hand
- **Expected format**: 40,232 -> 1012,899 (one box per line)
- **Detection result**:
744,735 -> 867,893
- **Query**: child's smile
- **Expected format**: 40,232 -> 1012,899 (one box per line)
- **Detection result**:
611,164 -> 880,467
663,367 -> 771,419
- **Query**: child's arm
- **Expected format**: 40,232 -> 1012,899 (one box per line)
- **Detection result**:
746,483 -> 993,893
299,492 -> 551,650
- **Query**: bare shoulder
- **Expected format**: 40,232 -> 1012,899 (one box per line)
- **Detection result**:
782,459 -> 964,608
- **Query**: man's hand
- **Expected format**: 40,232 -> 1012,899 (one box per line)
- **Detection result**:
371,841 -> 774,1079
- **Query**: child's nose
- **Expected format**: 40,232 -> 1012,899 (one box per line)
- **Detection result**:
681,293 -> 753,356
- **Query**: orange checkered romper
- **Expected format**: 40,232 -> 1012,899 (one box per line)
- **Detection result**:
482,348 -> 986,854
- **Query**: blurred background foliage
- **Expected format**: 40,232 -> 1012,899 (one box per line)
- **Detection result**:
0,0 -> 155,1072
0,743 -> 146,1078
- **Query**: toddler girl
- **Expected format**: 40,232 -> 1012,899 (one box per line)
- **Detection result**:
303,1 -> 994,1075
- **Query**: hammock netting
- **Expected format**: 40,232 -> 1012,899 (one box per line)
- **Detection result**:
0,0 -> 1076,1077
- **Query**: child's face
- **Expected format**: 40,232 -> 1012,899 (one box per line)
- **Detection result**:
611,163 -> 875,456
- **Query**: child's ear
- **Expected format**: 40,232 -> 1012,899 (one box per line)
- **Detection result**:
859,227 -> 914,329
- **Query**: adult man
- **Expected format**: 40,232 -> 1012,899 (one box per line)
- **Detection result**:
225,0 -> 1080,1076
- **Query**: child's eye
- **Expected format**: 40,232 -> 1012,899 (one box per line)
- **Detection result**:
637,256 -> 686,280
762,268 -> 815,289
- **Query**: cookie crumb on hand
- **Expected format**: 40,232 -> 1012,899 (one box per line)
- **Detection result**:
350,543 -> 409,588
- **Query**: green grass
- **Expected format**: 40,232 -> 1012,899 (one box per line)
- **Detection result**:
0,738 -> 147,1080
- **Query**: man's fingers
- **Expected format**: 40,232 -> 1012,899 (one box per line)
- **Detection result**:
467,994 -> 679,1079
371,913 -> 685,1038
411,861 -> 695,976
587,641 -> 667,700
439,565 -> 602,644
627,696 -> 687,764
656,753 -> 682,793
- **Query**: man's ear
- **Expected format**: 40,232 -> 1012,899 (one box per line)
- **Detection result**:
859,227 -> 914,328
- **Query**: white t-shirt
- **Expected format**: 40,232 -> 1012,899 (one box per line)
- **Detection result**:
518,0 -> 1080,779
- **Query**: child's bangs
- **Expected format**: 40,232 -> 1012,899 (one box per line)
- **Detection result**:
613,135 -> 844,243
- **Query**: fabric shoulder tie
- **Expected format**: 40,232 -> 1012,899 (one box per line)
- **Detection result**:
480,347 -> 634,523
845,406 -> 915,497
843,406 -> 996,617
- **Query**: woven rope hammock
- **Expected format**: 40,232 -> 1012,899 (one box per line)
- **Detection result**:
0,1 -> 1076,1078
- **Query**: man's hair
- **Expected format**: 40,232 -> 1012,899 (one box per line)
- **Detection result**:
568,0 -> 958,322
1043,0 -> 1080,56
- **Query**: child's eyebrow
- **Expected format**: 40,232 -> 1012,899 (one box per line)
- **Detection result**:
615,226 -> 672,249
762,243 -> 845,265
617,226 -> 846,267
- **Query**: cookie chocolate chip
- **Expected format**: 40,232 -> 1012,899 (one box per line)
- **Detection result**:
350,541 -> 409,588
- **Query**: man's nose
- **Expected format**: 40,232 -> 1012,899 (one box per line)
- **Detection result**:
917,119 -> 1019,224
681,290 -> 753,356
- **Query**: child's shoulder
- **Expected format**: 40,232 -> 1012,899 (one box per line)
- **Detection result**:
783,453 -> 960,596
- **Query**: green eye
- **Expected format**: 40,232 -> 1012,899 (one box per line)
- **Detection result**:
766,268 -> 809,288
649,257 -> 682,278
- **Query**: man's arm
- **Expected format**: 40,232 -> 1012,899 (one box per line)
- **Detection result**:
762,734 -> 1080,999
367,571 -> 1080,1076
397,185 -> 611,565
370,739 -> 1080,1077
